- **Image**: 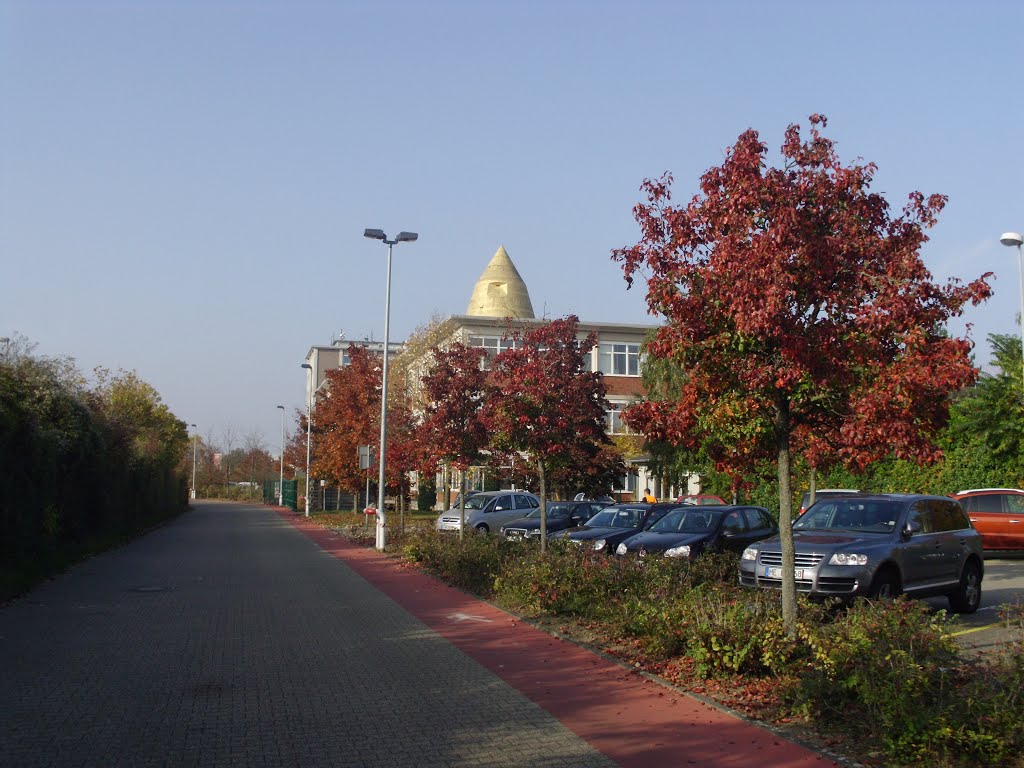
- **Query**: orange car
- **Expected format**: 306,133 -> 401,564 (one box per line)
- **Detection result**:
952,488 -> 1024,551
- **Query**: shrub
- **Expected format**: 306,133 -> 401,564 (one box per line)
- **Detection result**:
400,530 -> 515,597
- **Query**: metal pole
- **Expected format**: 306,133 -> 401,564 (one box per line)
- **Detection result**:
305,394 -> 311,516
190,424 -> 197,500
376,241 -> 393,551
277,405 -> 285,506
1016,242 -> 1024,390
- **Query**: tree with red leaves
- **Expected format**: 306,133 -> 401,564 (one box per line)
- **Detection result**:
487,316 -> 610,551
418,343 -> 490,538
310,345 -> 381,510
614,115 -> 991,632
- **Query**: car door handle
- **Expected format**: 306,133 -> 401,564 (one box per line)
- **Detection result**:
1010,520 -> 1021,524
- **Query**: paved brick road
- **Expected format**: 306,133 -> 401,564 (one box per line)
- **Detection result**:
0,501 -> 618,767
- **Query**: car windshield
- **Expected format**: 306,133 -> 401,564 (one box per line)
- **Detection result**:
460,495 -> 490,510
525,504 -> 572,520
584,506 -> 644,529
651,508 -> 720,533
793,499 -> 899,533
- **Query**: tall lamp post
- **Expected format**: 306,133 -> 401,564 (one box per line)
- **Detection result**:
1000,232 -> 1024,388
190,423 -> 198,500
301,363 -> 313,517
363,228 -> 418,551
276,404 -> 285,506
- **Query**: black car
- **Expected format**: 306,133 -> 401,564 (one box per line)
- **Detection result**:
549,503 -> 675,554
615,505 -> 778,558
500,501 -> 610,540
738,494 -> 984,612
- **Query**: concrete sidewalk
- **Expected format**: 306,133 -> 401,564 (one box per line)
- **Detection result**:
283,511 -> 838,768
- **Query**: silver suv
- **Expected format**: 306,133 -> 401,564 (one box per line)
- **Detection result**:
738,494 -> 983,613
435,490 -> 540,533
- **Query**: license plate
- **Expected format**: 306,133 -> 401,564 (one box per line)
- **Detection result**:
764,566 -> 806,580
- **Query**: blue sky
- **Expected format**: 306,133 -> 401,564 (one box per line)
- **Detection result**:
3,1 -> 1023,451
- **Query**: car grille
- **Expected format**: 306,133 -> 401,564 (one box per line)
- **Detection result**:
758,552 -> 824,568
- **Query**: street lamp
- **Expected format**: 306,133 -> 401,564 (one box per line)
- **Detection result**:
1000,231 -> 1024,388
301,363 -> 313,517
363,228 -> 419,551
276,404 -> 285,506
190,424 -> 198,500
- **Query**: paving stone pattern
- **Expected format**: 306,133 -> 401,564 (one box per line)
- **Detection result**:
0,502 -> 617,768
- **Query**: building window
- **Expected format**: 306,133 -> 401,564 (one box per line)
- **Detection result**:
606,402 -> 635,435
598,343 -> 640,376
468,335 -> 520,367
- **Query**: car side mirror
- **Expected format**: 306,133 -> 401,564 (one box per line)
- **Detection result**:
721,529 -> 736,538
901,520 -> 920,539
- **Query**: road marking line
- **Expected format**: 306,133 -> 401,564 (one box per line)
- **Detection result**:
449,612 -> 493,623
950,622 -> 1002,637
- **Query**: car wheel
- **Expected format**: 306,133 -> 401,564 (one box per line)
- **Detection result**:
474,524 -> 489,534
948,560 -> 982,614
868,569 -> 901,600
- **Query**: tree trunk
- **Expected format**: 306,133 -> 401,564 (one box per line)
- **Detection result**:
809,466 -> 817,511
775,392 -> 798,636
537,457 -> 548,553
458,469 -> 467,543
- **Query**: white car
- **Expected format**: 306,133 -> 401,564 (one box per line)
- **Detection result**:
435,490 -> 539,533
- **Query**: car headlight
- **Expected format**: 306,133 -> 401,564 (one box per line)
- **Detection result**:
664,545 -> 691,558
828,553 -> 868,566
615,542 -> 627,555
592,538 -> 607,552
741,547 -> 758,561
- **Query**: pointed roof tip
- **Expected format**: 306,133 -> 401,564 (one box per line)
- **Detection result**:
467,244 -> 536,319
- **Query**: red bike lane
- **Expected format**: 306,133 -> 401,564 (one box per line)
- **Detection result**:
282,513 -> 838,768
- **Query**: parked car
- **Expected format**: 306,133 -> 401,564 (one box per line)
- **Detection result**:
615,505 -> 777,558
675,493 -> 727,506
798,488 -> 862,516
952,488 -> 1024,552
500,501 -> 610,540
573,493 -> 610,505
435,490 -> 540,533
738,494 -> 983,613
550,503 -> 672,554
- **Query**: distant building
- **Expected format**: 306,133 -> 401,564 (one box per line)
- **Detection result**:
305,244 -> 697,500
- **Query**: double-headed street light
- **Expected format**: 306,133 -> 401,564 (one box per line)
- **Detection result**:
301,363 -> 313,517
363,228 -> 418,551
1000,232 -> 1024,389
190,424 -> 198,500
276,404 -> 285,506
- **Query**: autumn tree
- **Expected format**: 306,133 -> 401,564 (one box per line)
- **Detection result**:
486,316 -> 610,550
417,343 -> 490,537
310,345 -> 381,509
614,115 -> 991,633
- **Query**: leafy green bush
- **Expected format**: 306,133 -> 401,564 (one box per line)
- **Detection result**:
400,530 -> 516,596
787,598 -> 1024,766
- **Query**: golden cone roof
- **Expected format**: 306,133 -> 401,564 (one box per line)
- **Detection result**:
466,245 -> 535,319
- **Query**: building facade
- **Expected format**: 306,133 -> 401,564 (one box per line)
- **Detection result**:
305,244 -> 695,501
